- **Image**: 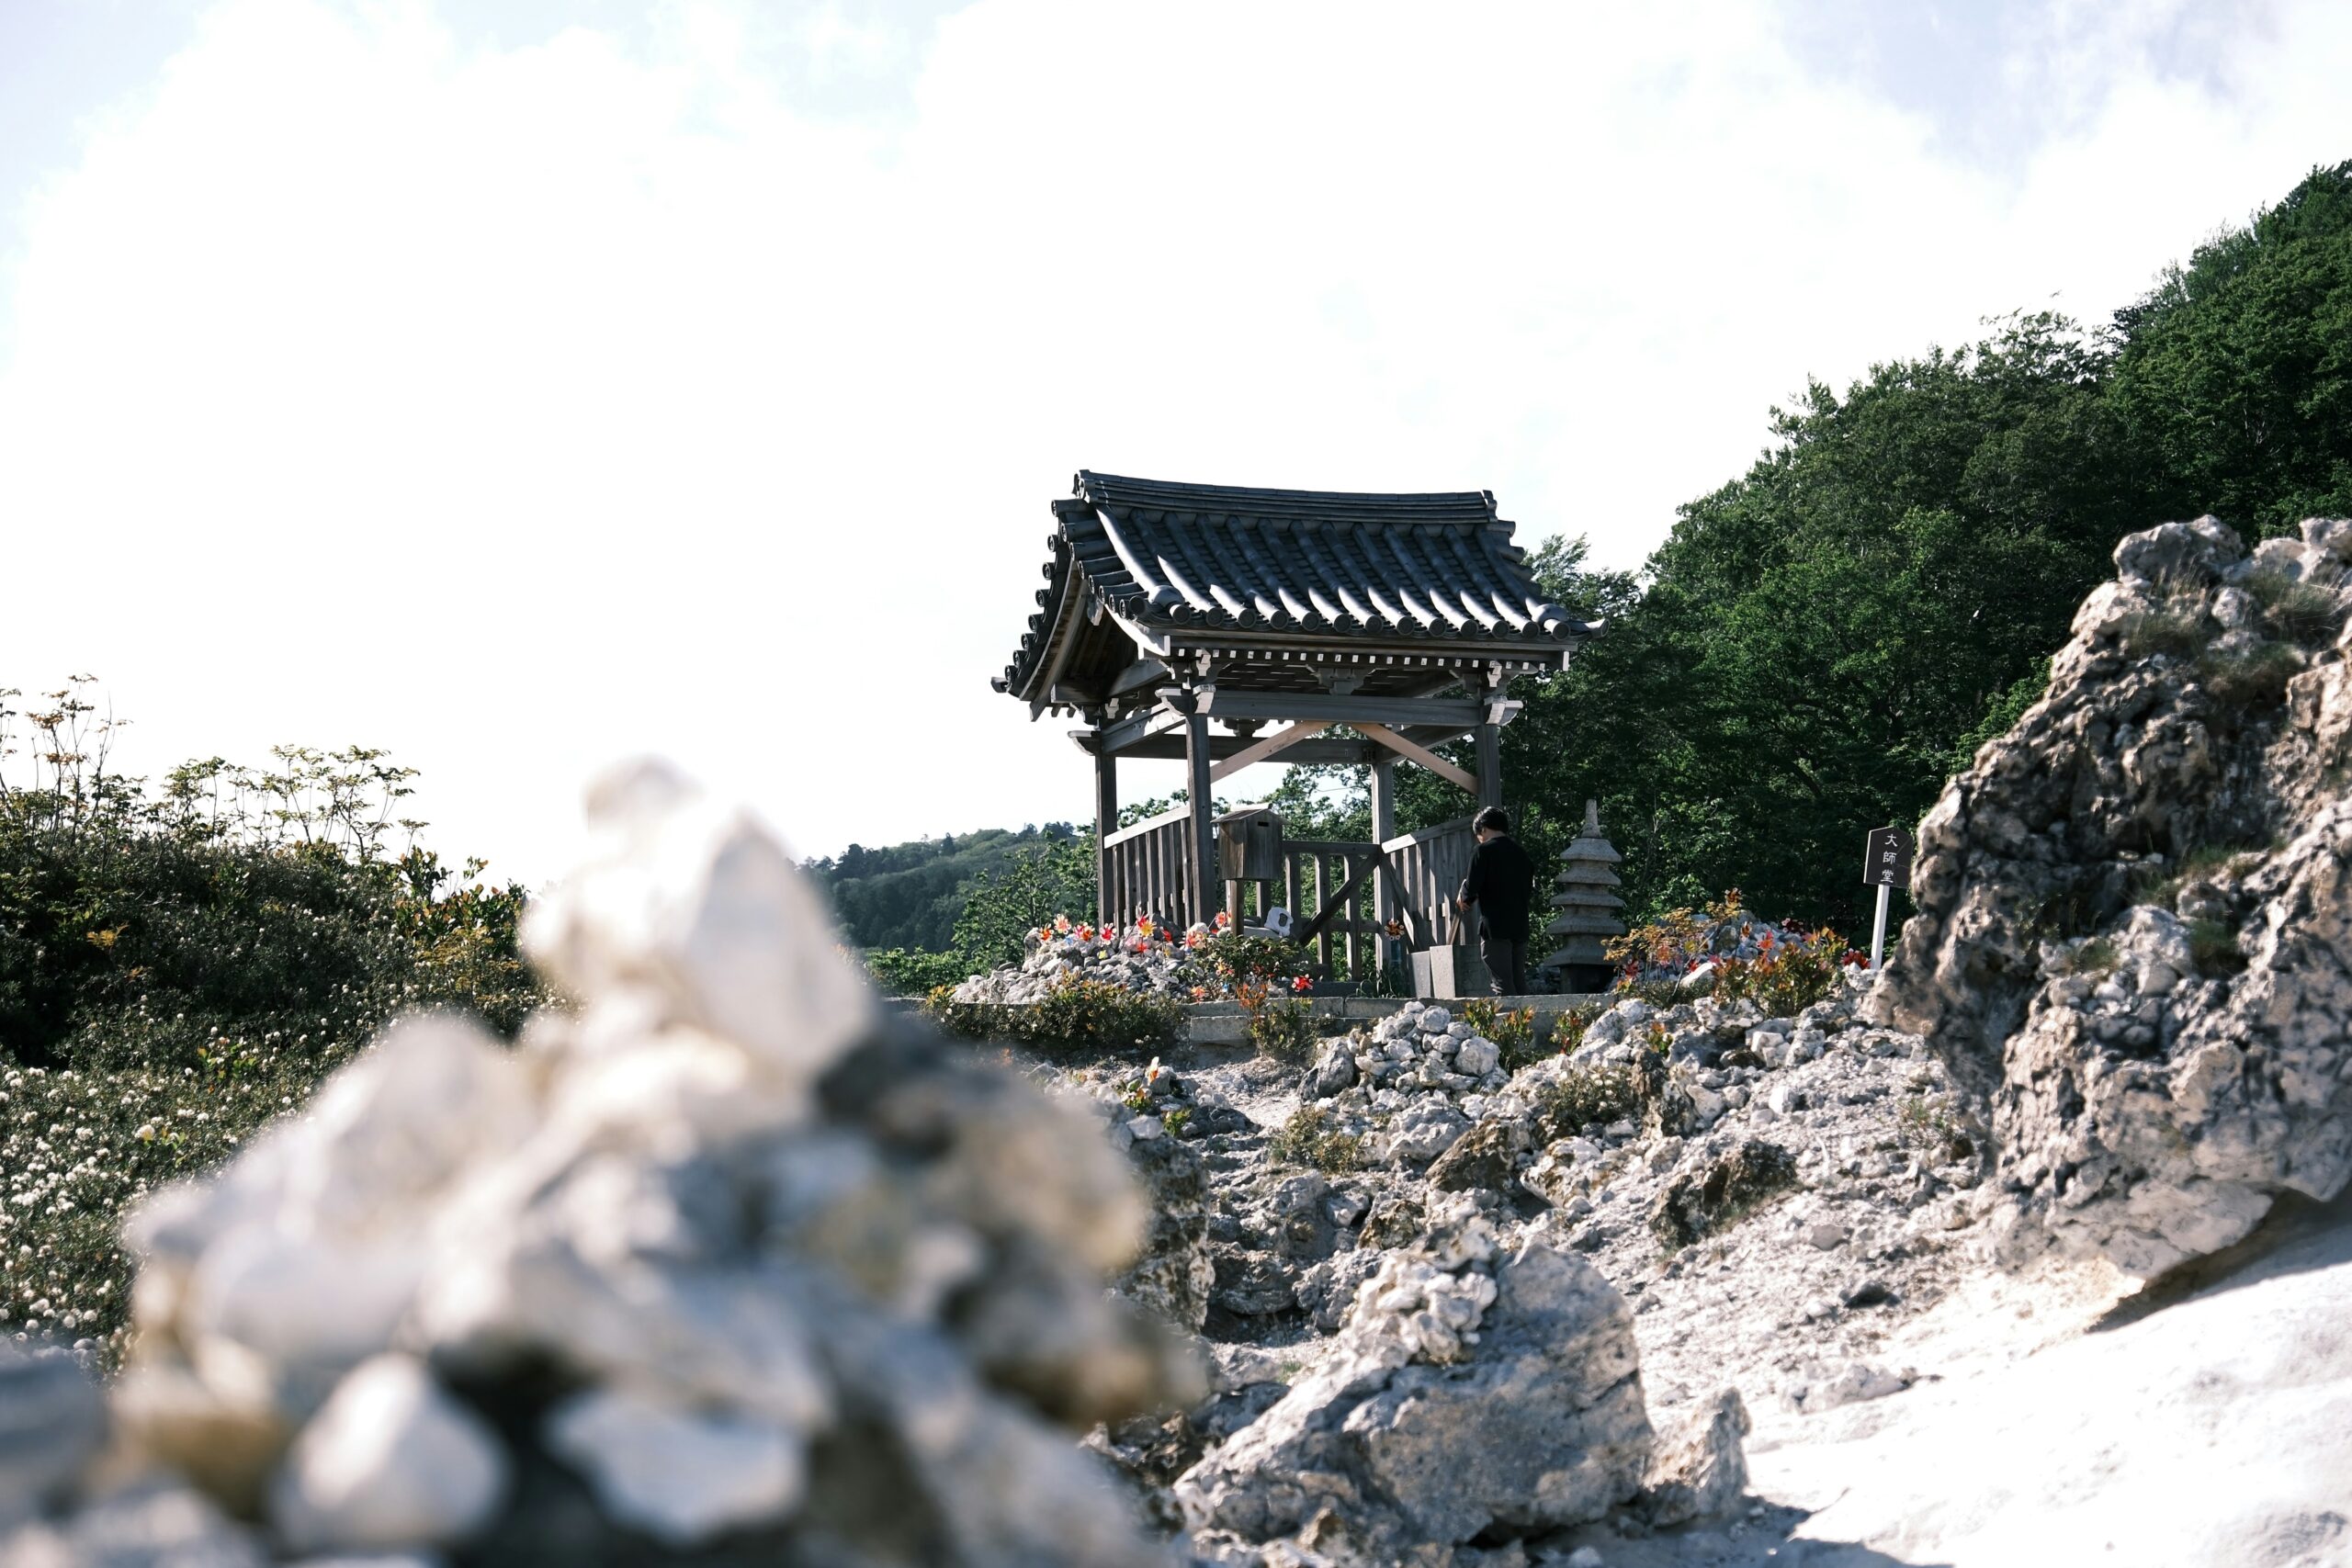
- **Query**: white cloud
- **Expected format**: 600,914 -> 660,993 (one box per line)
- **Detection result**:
0,0 -> 2345,880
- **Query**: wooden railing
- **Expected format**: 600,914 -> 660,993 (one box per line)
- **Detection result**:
1099,809 -> 1479,985
1381,817 -> 1478,949
1221,840 -> 1386,978
1100,804 -> 1199,929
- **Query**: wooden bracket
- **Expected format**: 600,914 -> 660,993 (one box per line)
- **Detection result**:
1209,720 -> 1332,784
1354,722 -> 1480,795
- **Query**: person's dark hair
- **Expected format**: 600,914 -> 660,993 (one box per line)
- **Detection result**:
1473,807 -> 1510,835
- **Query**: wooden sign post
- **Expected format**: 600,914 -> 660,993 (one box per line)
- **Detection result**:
1862,825 -> 1914,969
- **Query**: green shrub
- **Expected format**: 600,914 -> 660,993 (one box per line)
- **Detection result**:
1268,1104 -> 1363,1173
2196,641 -> 2301,708
2188,918 -> 2246,977
1897,1093 -> 1974,1163
2245,566 -> 2345,648
1462,998 -> 1546,1069
2120,610 -> 2207,660
1245,995 -> 1322,1066
862,947 -> 971,996
1710,927 -> 1852,1018
2064,937 -> 2120,976
1546,1004 -> 1600,1060
1184,930 -> 1312,997
1534,1063 -> 1644,1140
0,684 -> 550,1367
919,976 -> 1183,1056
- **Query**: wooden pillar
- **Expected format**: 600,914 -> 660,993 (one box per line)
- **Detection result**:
1093,750 -> 1116,926
1369,755 -> 1398,970
1475,723 -> 1503,810
1184,710 -> 1216,926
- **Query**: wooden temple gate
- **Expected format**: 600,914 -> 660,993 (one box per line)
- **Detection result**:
992,473 -> 1599,985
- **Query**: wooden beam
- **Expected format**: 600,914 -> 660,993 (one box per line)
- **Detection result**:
1208,720 -> 1332,784
1086,734 -> 1371,765
1369,756 -> 1398,937
1195,690 -> 1495,729
1075,705 -> 1186,758
1354,722 -> 1480,795
1106,658 -> 1169,699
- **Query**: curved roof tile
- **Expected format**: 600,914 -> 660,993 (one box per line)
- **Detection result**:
994,472 -> 1598,700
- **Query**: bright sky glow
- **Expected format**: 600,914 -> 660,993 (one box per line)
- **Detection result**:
1,0 -> 2346,881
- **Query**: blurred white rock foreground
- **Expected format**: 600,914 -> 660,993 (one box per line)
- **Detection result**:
0,761 -> 1200,1567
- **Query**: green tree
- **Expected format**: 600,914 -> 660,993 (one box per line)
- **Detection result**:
946,834 -> 1096,969
2109,160 -> 2352,538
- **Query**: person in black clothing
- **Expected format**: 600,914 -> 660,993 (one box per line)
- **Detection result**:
1456,806 -> 1536,996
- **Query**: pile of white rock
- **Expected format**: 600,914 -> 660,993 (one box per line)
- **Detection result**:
0,761 -> 1196,1567
950,923 -> 1196,1005
1302,1003 -> 1509,1101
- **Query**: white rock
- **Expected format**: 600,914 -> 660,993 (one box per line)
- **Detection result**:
523,759 -> 874,1079
270,1355 -> 506,1553
183,1228 -> 422,1397
545,1387 -> 804,1547
1806,1222 -> 1849,1250
1454,1037 -> 1501,1077
1128,1115 -> 1165,1141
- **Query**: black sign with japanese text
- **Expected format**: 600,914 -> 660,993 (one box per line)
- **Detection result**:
1864,826 -> 1914,888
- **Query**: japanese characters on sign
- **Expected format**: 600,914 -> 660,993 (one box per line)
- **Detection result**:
1864,825 -> 1914,888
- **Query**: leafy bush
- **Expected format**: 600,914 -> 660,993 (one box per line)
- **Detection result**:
1185,928 -> 1312,997
2188,918 -> 2246,978
0,684 -> 548,1073
2197,641 -> 2301,709
1547,1003 -> 1600,1058
0,684 -> 549,1365
1533,1063 -> 1644,1140
1462,998 -> 1544,1069
2064,937 -> 2120,976
861,946 -> 972,996
1709,926 -> 1854,1018
1242,993 -> 1321,1066
1268,1104 -> 1363,1173
2120,609 -> 2207,660
2245,566 -> 2346,648
920,976 -> 1183,1056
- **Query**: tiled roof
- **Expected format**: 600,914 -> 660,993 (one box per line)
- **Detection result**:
996,472 -> 1595,701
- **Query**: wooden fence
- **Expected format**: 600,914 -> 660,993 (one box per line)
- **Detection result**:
1098,808 -> 1480,983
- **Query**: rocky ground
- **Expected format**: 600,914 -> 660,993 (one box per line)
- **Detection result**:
1043,967 -> 2022,1565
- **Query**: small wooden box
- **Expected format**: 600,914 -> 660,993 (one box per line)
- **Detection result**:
1410,944 -> 1489,999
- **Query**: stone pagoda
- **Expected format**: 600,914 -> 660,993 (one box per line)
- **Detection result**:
1541,799 -> 1625,992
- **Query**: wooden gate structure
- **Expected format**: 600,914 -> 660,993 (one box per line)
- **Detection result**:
991,473 -> 1600,973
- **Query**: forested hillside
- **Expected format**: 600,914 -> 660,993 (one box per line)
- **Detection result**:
802,823 -> 1085,952
1475,158 -> 2352,933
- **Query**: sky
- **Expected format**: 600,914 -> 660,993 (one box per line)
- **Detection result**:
0,0 -> 2346,885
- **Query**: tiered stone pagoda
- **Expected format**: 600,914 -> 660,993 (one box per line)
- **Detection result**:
1541,799 -> 1625,990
